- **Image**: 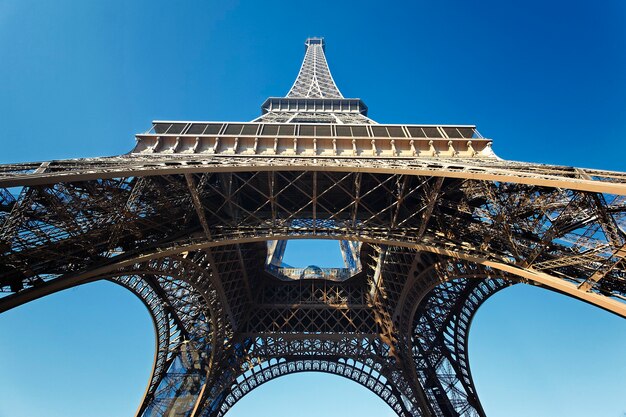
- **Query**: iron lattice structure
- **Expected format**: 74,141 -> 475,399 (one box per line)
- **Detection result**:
1,37 -> 626,417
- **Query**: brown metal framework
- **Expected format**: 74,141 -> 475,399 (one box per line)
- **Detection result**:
1,38 -> 625,416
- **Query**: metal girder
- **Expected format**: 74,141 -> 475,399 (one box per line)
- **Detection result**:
204,334 -> 422,417
2,157 -> 626,195
2,171 -> 626,317
287,38 -> 343,99
577,244 -> 626,292
105,256 -> 222,416
185,173 -> 213,239
2,37 -> 626,417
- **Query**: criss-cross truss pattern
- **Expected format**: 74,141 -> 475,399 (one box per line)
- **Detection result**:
255,38 -> 373,124
1,38 -> 625,417
287,37 -> 343,99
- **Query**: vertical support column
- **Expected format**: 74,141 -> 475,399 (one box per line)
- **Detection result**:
407,276 -> 510,417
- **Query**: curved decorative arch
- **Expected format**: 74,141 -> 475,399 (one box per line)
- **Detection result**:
2,32 -> 626,417
1,166 -> 625,417
192,331 -> 428,417
2,170 -> 625,318
214,358 -> 413,417
108,274 -> 182,414
2,231 -> 622,319
394,258 -> 512,417
96,255 -> 226,417
2,159 -> 625,195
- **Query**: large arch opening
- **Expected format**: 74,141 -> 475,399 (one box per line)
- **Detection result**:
225,372 -> 396,417
0,281 -> 155,417
469,284 -> 626,416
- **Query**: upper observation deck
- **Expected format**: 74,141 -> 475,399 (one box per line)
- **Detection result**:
133,121 -> 495,158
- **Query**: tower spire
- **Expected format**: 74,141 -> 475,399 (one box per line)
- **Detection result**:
287,37 -> 343,99
256,37 -> 372,124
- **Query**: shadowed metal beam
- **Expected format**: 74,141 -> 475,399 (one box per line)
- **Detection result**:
3,160 -> 626,196
185,173 -> 212,239
3,232 -> 624,319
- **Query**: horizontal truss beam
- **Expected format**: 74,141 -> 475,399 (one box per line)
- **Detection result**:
2,233 -> 624,318
1,159 -> 626,196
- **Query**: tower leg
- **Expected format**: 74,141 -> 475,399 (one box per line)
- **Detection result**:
408,277 -> 510,416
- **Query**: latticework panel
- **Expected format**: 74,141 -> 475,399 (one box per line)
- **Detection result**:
209,334 -> 421,417
287,38 -> 343,99
2,168 -> 623,316
1,163 -> 625,417
3,34 -> 624,417
406,262 -> 512,417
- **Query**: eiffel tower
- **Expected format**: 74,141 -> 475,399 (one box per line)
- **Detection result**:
1,37 -> 625,417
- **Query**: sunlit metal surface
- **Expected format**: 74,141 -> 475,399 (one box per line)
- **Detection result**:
1,38 -> 625,417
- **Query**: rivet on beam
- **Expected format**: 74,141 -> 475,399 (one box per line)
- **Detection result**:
34,161 -> 50,174
448,140 -> 458,157
481,141 -> 495,157
467,140 -> 477,157
428,140 -> 436,156
192,137 -> 201,153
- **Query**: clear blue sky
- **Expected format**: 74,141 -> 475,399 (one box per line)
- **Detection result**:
0,1 -> 625,416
